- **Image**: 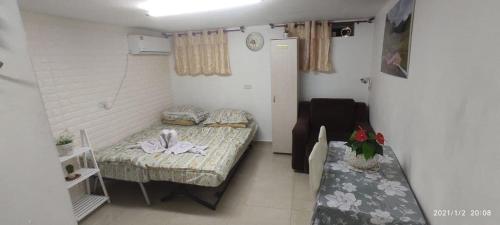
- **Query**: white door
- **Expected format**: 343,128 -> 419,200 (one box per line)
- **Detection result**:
271,39 -> 298,154
0,1 -> 77,224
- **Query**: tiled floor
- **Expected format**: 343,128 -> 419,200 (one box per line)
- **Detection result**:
80,142 -> 314,225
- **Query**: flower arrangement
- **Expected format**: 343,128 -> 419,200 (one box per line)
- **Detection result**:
345,126 -> 385,160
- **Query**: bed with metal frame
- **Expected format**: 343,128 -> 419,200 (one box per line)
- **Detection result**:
92,121 -> 257,209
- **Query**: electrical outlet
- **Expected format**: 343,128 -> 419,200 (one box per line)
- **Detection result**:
243,84 -> 253,89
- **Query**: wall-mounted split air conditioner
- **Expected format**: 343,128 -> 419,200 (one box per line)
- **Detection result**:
127,35 -> 170,55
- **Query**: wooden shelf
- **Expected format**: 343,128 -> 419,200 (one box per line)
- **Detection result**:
59,147 -> 91,162
72,194 -> 108,221
66,168 -> 99,189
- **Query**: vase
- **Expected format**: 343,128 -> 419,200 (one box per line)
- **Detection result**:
345,148 -> 379,171
56,143 -> 73,156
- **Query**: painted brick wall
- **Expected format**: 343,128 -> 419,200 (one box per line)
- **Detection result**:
21,12 -> 171,150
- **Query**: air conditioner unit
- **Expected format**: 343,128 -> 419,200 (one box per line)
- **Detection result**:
127,35 -> 170,55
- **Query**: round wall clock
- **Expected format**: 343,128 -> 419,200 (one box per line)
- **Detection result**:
246,32 -> 264,51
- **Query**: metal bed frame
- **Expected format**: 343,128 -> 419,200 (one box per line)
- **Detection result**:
161,144 -> 251,210
111,143 -> 252,210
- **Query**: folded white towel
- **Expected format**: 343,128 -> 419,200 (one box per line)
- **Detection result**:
165,141 -> 208,156
130,129 -> 208,156
161,129 -> 178,148
138,139 -> 167,154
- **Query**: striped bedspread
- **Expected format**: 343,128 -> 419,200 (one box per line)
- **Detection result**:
94,121 -> 257,187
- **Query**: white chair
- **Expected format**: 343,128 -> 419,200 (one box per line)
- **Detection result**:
308,126 -> 328,195
318,125 -> 327,146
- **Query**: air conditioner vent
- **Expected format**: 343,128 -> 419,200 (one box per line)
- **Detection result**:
127,35 -> 170,55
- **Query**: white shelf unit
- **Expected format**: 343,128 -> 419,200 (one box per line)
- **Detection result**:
66,168 -> 99,189
59,130 -> 110,222
59,147 -> 91,162
72,195 -> 109,221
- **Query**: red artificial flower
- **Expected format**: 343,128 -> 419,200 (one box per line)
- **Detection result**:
376,133 -> 385,145
354,129 -> 368,142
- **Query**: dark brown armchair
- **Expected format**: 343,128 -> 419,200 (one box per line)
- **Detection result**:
292,98 -> 372,173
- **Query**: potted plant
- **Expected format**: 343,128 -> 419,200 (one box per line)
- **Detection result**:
345,126 -> 385,170
56,130 -> 74,156
65,164 -> 80,181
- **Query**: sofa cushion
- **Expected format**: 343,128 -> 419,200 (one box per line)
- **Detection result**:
310,98 -> 356,139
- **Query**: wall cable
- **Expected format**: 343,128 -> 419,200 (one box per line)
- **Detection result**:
101,53 -> 130,110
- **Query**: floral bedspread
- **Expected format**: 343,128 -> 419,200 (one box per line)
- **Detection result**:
311,142 -> 427,225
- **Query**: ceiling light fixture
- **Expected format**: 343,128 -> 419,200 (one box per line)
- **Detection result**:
139,0 -> 262,17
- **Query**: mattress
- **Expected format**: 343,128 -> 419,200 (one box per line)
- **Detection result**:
94,121 -> 257,187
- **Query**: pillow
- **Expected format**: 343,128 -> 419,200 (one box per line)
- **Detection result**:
205,123 -> 247,128
161,105 -> 208,125
161,118 -> 196,126
203,108 -> 252,127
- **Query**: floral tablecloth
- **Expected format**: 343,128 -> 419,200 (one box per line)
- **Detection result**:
311,142 -> 428,225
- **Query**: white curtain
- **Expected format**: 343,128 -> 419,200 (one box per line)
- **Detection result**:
287,21 -> 334,73
174,28 -> 231,75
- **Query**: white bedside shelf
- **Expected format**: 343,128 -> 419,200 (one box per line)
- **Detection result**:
60,130 -> 110,222
66,168 -> 99,189
59,147 -> 91,162
72,194 -> 109,221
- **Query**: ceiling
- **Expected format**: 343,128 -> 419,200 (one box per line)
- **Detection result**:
18,0 -> 387,32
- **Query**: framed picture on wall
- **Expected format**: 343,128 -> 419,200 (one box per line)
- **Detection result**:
380,0 -> 415,78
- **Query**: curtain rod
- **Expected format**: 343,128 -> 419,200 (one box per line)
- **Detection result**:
269,17 -> 375,29
161,16 -> 374,38
162,26 -> 245,38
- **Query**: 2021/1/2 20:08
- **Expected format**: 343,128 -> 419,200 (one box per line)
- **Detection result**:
433,209 -> 492,217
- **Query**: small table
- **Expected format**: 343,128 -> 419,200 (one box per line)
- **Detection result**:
311,142 -> 427,225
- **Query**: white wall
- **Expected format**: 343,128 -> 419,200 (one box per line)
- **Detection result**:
21,12 -> 172,149
0,1 -> 76,224
169,25 -> 284,141
369,1 -> 500,224
170,24 -> 373,141
301,23 -> 374,103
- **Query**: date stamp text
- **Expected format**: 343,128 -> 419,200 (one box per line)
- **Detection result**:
433,209 -> 492,217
